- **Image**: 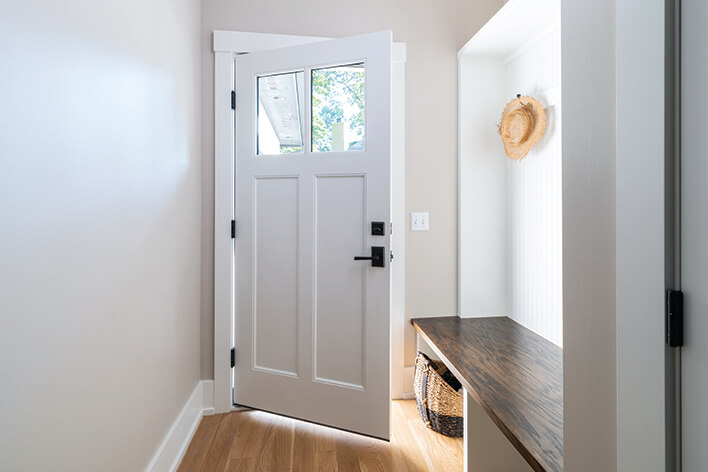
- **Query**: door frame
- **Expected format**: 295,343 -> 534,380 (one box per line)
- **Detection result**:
615,0 -> 680,469
212,30 -> 407,414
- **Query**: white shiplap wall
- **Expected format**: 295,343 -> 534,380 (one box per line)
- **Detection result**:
505,26 -> 563,346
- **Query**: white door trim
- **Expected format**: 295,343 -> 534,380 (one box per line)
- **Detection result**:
615,1 -> 677,469
212,30 -> 406,414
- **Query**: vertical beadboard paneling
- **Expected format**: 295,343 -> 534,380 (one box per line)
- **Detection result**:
505,26 -> 563,347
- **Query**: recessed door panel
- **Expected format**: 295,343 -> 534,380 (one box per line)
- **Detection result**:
314,175 -> 366,389
253,177 -> 299,376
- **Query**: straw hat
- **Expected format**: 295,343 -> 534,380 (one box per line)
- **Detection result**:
498,94 -> 547,160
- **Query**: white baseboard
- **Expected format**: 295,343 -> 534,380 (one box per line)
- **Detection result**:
392,366 -> 416,400
201,379 -> 215,416
145,380 -> 215,472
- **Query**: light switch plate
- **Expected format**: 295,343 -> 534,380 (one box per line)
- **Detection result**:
410,212 -> 429,231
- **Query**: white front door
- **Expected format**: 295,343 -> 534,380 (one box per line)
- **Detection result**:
234,31 -> 392,439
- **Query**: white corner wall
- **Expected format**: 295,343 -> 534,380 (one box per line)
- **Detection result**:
0,0 -> 203,470
458,19 -> 562,348
458,57 -> 508,318
505,26 -> 563,347
562,0 -> 617,469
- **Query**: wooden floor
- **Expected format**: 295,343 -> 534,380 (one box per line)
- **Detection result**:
178,400 -> 463,471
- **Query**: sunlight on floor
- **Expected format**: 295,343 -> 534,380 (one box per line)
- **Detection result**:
178,400 -> 463,471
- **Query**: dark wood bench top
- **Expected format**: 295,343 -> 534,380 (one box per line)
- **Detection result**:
411,316 -> 563,472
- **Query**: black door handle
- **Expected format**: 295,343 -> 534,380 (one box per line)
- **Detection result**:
354,246 -> 385,268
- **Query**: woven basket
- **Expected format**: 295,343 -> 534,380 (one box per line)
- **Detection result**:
414,352 -> 464,438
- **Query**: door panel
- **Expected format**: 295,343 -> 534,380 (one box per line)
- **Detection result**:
314,175 -> 367,389
253,176 -> 299,377
682,0 -> 708,468
234,31 -> 392,439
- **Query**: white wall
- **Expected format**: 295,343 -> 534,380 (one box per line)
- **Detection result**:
562,0 -> 617,469
0,0 -> 202,470
200,0 -> 504,378
505,26 -> 563,347
458,24 -> 562,348
458,57 -> 508,318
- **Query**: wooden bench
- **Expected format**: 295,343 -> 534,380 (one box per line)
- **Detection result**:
411,316 -> 563,472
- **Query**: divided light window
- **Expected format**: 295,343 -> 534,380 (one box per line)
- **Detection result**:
256,63 -> 366,156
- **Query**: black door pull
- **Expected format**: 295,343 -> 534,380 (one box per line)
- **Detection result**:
354,246 -> 385,268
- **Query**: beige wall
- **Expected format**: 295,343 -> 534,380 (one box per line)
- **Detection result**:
0,0 -> 202,470
200,0 -> 503,377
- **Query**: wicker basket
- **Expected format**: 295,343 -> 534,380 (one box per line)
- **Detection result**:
414,352 -> 464,437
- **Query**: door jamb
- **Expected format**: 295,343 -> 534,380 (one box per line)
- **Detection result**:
615,1 -> 679,469
212,30 -> 407,414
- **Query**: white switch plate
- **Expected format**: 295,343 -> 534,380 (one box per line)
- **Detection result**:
410,212 -> 429,231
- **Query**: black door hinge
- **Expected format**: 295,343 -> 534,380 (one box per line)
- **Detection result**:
231,220 -> 236,239
231,90 -> 236,110
667,290 -> 683,347
231,348 -> 236,368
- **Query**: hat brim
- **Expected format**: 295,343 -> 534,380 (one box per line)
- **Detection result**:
499,96 -> 547,160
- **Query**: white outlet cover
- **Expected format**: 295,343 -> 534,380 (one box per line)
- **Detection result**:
410,212 -> 429,231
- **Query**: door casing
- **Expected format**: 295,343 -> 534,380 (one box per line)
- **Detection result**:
615,0 -> 680,470
212,30 -> 407,414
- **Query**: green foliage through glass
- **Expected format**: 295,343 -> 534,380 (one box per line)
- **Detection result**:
311,63 -> 365,152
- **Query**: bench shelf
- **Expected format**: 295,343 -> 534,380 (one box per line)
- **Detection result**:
411,316 -> 563,472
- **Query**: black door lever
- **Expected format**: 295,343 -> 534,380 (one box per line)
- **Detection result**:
354,246 -> 385,268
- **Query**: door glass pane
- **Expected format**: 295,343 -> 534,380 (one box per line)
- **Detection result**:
257,71 -> 305,155
311,63 -> 365,153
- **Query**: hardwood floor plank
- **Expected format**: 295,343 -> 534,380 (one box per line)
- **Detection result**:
407,413 -> 463,471
237,411 -> 280,471
333,429 -> 363,471
311,420 -> 339,472
397,395 -> 464,469
353,435 -> 395,472
177,401 -> 462,472
390,401 -> 432,472
397,399 -> 423,421
292,419 -> 316,471
196,412 -> 234,472
177,414 -> 223,472
223,410 -> 262,471
254,413 -> 295,471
